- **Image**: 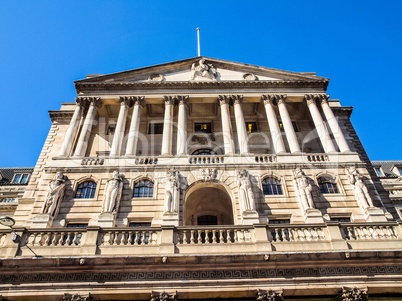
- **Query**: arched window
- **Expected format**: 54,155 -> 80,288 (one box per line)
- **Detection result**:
75,181 -> 97,199
318,177 -> 338,194
191,149 -> 217,156
262,177 -> 283,195
133,180 -> 154,198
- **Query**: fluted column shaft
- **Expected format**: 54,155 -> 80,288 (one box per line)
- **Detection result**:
59,98 -> 85,156
176,96 -> 189,155
218,96 -> 235,154
125,97 -> 145,156
74,97 -> 102,157
277,95 -> 301,153
262,95 -> 286,154
305,94 -> 336,153
161,96 -> 174,155
320,96 -> 351,152
110,97 -> 133,156
232,96 -> 249,154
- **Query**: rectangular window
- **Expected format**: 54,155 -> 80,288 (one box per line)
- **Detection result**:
12,174 -> 30,184
107,124 -> 116,135
245,122 -> 257,133
0,198 -> 15,203
279,121 -> 298,132
398,167 -> 402,175
269,219 -> 290,224
148,123 -> 164,134
194,123 -> 212,133
374,168 -> 383,177
331,217 -> 351,223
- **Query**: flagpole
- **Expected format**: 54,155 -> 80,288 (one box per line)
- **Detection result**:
197,27 -> 201,57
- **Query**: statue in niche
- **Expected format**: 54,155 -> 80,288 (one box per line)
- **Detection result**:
190,59 -> 217,80
237,170 -> 256,212
346,167 -> 374,210
102,171 -> 124,213
164,171 -> 180,213
42,172 -> 66,217
294,169 -> 315,211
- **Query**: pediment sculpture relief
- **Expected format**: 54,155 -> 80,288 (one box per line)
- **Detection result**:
190,59 -> 217,80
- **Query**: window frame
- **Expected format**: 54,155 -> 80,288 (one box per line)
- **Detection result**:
245,121 -> 258,134
317,176 -> 339,194
194,122 -> 212,134
374,167 -> 384,177
262,177 -> 283,196
133,179 -> 154,198
148,122 -> 164,135
75,181 -> 97,199
12,173 -> 30,184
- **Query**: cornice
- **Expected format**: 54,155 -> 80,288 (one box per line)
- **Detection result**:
332,106 -> 353,118
75,79 -> 329,93
48,111 -> 74,122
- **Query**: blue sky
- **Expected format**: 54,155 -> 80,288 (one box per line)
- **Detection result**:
1,1 -> 401,166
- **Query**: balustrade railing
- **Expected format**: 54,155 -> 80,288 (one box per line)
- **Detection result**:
135,157 -> 158,165
341,224 -> 398,240
25,230 -> 86,247
306,154 -> 329,162
176,226 -> 252,244
268,226 -> 326,242
100,228 -> 159,246
189,155 -> 224,164
255,155 -> 277,163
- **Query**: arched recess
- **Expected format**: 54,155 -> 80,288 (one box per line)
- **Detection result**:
184,182 -> 234,226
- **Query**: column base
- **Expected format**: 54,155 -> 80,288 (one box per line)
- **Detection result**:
241,211 -> 259,225
304,208 -> 324,224
32,214 -> 53,228
162,212 -> 179,226
364,207 -> 387,222
97,212 -> 116,227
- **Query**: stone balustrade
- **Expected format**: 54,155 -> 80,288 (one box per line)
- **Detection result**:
189,155 -> 225,164
2,222 -> 401,258
134,157 -> 158,165
255,155 -> 277,163
306,154 -> 329,162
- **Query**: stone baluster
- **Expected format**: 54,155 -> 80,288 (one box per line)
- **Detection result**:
110,97 -> 134,156
125,96 -> 145,156
176,95 -> 189,155
232,95 -> 249,154
305,94 -> 336,153
261,95 -> 286,153
319,94 -> 351,152
161,96 -> 174,156
218,95 -> 235,154
59,97 -> 87,157
277,94 -> 301,153
74,97 -> 102,157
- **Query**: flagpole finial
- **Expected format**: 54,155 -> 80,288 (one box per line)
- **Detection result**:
197,27 -> 201,57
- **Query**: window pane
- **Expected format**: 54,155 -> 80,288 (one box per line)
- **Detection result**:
262,177 -> 283,195
194,123 -> 212,133
20,174 -> 29,184
13,174 -> 21,183
133,180 -> 154,198
76,181 -> 96,198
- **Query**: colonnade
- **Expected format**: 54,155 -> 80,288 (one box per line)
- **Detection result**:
58,94 -> 350,157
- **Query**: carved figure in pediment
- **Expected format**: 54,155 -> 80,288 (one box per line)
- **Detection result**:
42,172 -> 66,217
190,59 -> 217,80
102,171 -> 124,213
346,168 -> 374,210
294,169 -> 314,211
237,170 -> 256,212
164,171 -> 180,213
199,168 -> 218,182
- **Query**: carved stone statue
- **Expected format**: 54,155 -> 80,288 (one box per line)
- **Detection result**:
237,170 -> 256,212
102,171 -> 124,213
346,168 -> 374,210
42,172 -> 66,217
257,289 -> 283,301
337,286 -> 368,301
164,171 -> 180,213
190,59 -> 217,80
294,169 -> 315,211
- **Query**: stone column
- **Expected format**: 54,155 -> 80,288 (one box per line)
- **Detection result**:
232,95 -> 249,154
305,94 -> 336,153
59,97 -> 86,157
125,96 -> 145,156
176,95 -> 189,155
74,97 -> 102,157
261,95 -> 286,154
277,95 -> 301,153
218,95 -> 235,154
320,95 -> 351,152
161,96 -> 174,156
110,97 -> 133,156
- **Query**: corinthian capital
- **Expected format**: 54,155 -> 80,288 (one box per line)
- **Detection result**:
175,95 -> 189,105
218,95 -> 243,105
75,97 -> 88,108
119,96 -> 135,107
163,96 -> 175,106
133,96 -> 146,107
318,94 -> 330,105
304,94 -> 316,106
88,97 -> 102,108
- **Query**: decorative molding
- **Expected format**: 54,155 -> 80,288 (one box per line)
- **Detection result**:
148,74 -> 165,82
151,291 -> 178,301
75,79 -> 329,93
63,293 -> 93,301
243,73 -> 258,81
336,287 -> 368,301
257,289 -> 283,301
0,265 -> 401,284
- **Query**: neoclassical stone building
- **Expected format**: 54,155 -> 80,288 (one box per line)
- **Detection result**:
1,57 -> 402,300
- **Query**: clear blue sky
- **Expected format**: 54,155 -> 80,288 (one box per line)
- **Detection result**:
1,1 -> 401,166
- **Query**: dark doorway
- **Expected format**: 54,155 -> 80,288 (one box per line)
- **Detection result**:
197,215 -> 218,225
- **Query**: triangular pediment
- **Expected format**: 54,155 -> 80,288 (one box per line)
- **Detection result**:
75,57 -> 328,85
